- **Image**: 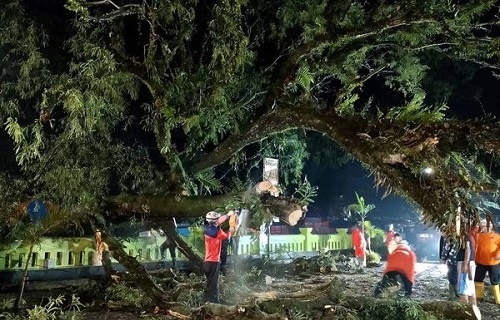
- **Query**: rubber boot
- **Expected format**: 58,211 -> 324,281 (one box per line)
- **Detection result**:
491,284 -> 500,304
475,282 -> 485,299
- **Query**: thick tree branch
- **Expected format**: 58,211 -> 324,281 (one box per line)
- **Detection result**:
105,193 -> 239,221
102,231 -> 168,303
190,106 -> 500,231
105,191 -> 304,226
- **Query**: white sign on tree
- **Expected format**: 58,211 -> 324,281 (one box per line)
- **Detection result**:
263,157 -> 279,196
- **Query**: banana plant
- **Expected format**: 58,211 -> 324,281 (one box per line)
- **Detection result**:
347,192 -> 376,265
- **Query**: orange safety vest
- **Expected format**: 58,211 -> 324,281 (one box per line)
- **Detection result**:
475,232 -> 500,266
351,227 -> 365,258
385,244 -> 417,283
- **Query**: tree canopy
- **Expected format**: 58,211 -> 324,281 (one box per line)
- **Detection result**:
2,0 -> 500,239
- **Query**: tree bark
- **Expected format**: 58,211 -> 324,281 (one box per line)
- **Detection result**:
105,193 -> 239,221
189,107 -> 500,232
260,194 -> 304,226
164,219 -> 203,273
101,231 -> 168,303
105,191 -> 305,226
14,241 -> 33,313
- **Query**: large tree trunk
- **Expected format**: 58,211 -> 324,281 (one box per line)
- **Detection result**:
101,231 -> 168,303
260,194 -> 304,226
105,193 -> 238,221
105,191 -> 305,227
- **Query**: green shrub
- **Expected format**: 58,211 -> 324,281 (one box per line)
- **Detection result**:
360,298 -> 438,320
104,283 -> 153,308
367,251 -> 381,265
0,295 -> 84,320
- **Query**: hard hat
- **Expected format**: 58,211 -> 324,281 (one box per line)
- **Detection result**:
206,211 -> 220,222
398,240 -> 409,246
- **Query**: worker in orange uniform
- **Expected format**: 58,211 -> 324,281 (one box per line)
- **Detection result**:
351,222 -> 366,266
374,240 -> 417,297
228,209 -> 240,256
203,210 -> 235,303
474,219 -> 500,304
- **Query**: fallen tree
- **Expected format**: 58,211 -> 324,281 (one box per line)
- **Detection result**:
3,1 -> 500,316
155,277 -> 481,320
105,187 -> 305,228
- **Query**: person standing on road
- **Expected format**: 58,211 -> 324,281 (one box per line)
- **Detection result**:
474,219 -> 500,304
351,222 -> 366,266
374,240 -> 417,297
203,210 -> 235,303
456,228 -> 477,305
439,234 -> 459,299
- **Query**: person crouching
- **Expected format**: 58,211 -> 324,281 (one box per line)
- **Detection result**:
203,210 -> 234,303
374,240 -> 417,297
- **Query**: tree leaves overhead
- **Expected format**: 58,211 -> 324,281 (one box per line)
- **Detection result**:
1,0 -> 500,237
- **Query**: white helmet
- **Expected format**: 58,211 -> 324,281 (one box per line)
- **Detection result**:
206,211 -> 220,222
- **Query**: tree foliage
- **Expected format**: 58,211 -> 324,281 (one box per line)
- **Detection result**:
348,192 -> 376,223
1,0 -> 500,239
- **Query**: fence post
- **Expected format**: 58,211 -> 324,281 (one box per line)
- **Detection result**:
336,228 -> 350,249
299,228 -> 312,251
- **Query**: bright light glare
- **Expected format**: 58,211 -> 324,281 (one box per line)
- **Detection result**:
438,264 -> 448,274
422,167 -> 434,175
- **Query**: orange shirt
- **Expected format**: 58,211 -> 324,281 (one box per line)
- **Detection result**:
204,225 -> 230,262
385,244 -> 417,283
475,232 -> 500,266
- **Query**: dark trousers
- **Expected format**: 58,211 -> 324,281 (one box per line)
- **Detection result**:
230,236 -> 239,256
447,262 -> 458,286
447,262 -> 459,296
474,263 -> 500,285
220,239 -> 229,273
160,241 -> 176,267
203,261 -> 220,303
374,271 -> 413,297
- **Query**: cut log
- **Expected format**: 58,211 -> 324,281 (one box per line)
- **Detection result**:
105,191 -> 305,227
264,195 -> 304,226
256,180 -> 273,194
